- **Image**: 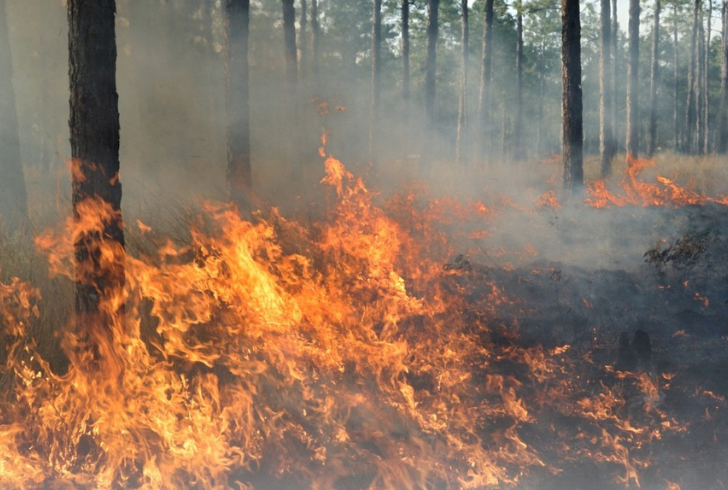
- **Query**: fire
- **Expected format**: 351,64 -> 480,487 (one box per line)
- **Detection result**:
0,146 -> 717,489
586,155 -> 728,208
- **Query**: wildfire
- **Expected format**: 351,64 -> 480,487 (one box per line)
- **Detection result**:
0,146 -> 717,489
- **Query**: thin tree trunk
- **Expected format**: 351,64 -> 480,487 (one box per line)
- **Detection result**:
282,0 -> 297,86
674,7 -> 680,149
402,0 -> 410,118
647,0 -> 660,156
695,11 -> 705,152
0,0 -> 27,231
562,0 -> 583,191
67,0 -> 125,345
703,0 -> 711,153
685,0 -> 701,153
225,0 -> 252,207
599,0 -> 613,175
514,1 -> 524,159
456,0 -> 469,164
478,0 -> 495,159
300,0 -> 307,80
424,0 -> 440,127
311,0 -> 320,78
717,0 -> 728,152
369,0 -> 382,158
611,0 -> 619,158
625,0 -> 640,159
537,42 -> 544,155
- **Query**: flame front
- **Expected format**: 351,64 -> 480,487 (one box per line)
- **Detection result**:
0,149 -> 715,489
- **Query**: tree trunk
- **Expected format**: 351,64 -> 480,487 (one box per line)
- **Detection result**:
611,0 -> 619,159
478,0 -> 495,159
424,0 -> 440,127
647,0 -> 660,156
703,0 -> 711,153
402,0 -> 410,118
456,0 -> 469,164
685,0 -> 701,153
311,0 -> 320,78
674,8 -> 680,149
225,0 -> 252,207
67,0 -> 125,345
599,0 -> 613,175
562,0 -> 583,192
300,0 -> 307,80
0,0 -> 27,231
537,42 -> 545,155
369,0 -> 382,157
625,0 -> 640,159
282,0 -> 297,86
514,1 -> 524,159
717,0 -> 728,152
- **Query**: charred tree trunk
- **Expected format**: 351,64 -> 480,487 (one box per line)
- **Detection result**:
68,0 -> 125,344
514,1 -> 524,159
562,0 -> 583,192
647,0 -> 660,156
300,0 -> 307,80
456,0 -> 469,164
625,0 -> 640,159
718,0 -> 728,152
369,0 -> 382,157
685,0 -> 701,153
0,0 -> 27,231
402,0 -> 410,118
599,0 -> 614,175
311,0 -> 320,78
282,0 -> 297,86
225,0 -> 252,206
424,0 -> 440,127
674,8 -> 681,149
478,0 -> 495,159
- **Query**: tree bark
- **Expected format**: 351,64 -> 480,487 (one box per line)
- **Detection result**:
611,0 -> 619,159
424,0 -> 440,126
674,8 -> 680,149
647,0 -> 660,156
0,0 -> 27,231
282,0 -> 297,86
685,0 -> 701,153
717,0 -> 728,152
703,0 -> 711,153
311,0 -> 320,77
599,0 -> 613,175
478,0 -> 495,159
562,0 -> 583,192
625,0 -> 640,159
514,1 -> 524,159
456,0 -> 469,164
67,0 -> 125,343
369,0 -> 382,156
300,0 -> 308,80
225,0 -> 252,206
402,0 -> 410,118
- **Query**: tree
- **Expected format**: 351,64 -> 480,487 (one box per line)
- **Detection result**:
456,0 -> 469,164
311,0 -> 320,77
67,0 -> 125,346
402,0 -> 411,117
424,0 -> 440,126
625,0 -> 640,159
685,0 -> 701,153
369,0 -> 382,156
225,0 -> 252,206
703,0 -> 711,153
282,0 -> 297,86
562,0 -> 583,191
674,2 -> 681,149
478,0 -> 496,158
647,0 -> 660,156
599,0 -> 614,174
0,0 -> 27,231
717,0 -> 728,152
300,0 -> 308,79
514,0 -> 524,158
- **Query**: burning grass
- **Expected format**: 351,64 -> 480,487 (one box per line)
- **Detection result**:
2,149 -> 728,489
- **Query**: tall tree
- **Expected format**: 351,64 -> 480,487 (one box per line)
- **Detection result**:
369,0 -> 382,155
703,0 -> 711,152
674,3 -> 681,149
456,0 -> 469,164
647,0 -> 660,156
514,0 -> 524,158
424,0 -> 440,126
717,0 -> 728,152
685,0 -> 701,152
562,0 -> 583,191
599,0 -> 614,175
311,0 -> 320,77
611,0 -> 619,159
625,0 -> 640,159
0,0 -> 27,231
67,0 -> 125,345
478,0 -> 495,158
300,0 -> 308,79
282,0 -> 297,86
402,0 -> 410,117
225,0 -> 252,206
